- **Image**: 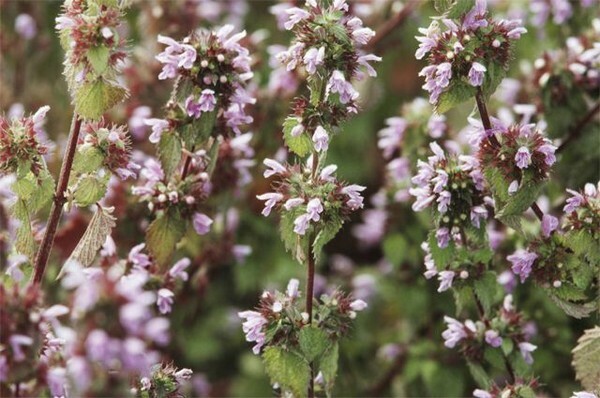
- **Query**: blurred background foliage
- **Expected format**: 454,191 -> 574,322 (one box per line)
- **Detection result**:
1,0 -> 598,396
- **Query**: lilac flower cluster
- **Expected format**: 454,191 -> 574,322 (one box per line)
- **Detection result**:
475,121 -> 557,194
239,278 -> 367,355
563,182 -> 600,234
442,295 -> 537,363
257,157 -> 365,236
410,142 -> 488,248
0,106 -> 50,176
152,25 -> 255,136
133,158 -> 214,235
415,0 -> 526,105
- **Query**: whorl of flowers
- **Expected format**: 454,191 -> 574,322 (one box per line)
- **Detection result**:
563,182 -> 599,235
153,24 -> 255,136
476,122 -> 556,194
415,0 -> 526,105
441,295 -> 537,364
133,158 -> 213,235
238,278 -> 367,355
55,0 -> 129,114
258,157 -> 365,236
79,121 -> 138,180
0,106 -> 50,177
533,32 -> 600,97
410,142 -> 487,248
275,0 -> 381,118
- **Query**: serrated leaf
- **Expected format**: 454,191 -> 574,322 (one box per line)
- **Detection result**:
482,62 -> 507,97
87,45 -> 110,76
299,326 -> 330,362
560,229 -> 600,267
317,342 -> 338,397
158,133 -> 182,176
262,346 -> 310,397
61,205 -> 116,275
473,271 -> 499,315
11,177 -> 36,200
74,79 -> 128,120
283,116 -> 312,157
73,174 -> 108,207
146,209 -> 187,266
280,207 -> 308,264
313,216 -> 343,262
194,109 -> 217,145
29,170 -> 55,212
73,146 -> 105,174
572,327 -> 600,391
453,286 -> 473,314
547,293 -> 597,319
553,282 -> 588,302
436,81 -> 475,114
434,0 -> 454,13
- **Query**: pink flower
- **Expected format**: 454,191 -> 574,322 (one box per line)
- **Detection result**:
312,126 -> 329,152
518,341 -> 537,364
437,270 -> 455,292
306,198 -> 323,221
484,330 -> 502,347
193,213 -> 213,235
293,213 -> 311,235
468,62 -> 486,86
507,250 -> 537,282
169,258 -> 191,281
303,46 -> 325,74
515,146 -> 532,169
541,214 -> 558,237
157,288 -> 175,314
238,310 -> 268,354
144,118 -> 169,143
436,227 -> 450,248
263,158 -> 287,178
350,299 -> 368,311
256,192 -> 283,216
286,279 -> 300,298
284,7 -> 310,30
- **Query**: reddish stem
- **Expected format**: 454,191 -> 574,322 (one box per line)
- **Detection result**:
32,115 -> 82,284
306,237 -> 316,398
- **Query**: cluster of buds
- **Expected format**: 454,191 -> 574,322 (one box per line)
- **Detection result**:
257,157 -> 365,236
0,106 -> 50,177
442,295 -> 537,364
238,278 -> 367,355
78,121 -> 138,180
533,31 -> 600,101
416,0 -> 526,105
133,363 -> 193,398
0,284 -> 71,397
476,123 -> 556,194
133,158 -> 213,235
410,142 -> 488,248
55,0 -> 127,93
153,24 -> 254,136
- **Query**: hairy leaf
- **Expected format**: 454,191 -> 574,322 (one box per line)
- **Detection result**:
547,294 -> 596,319
87,45 -> 110,76
146,209 -> 187,266
473,271 -> 500,315
447,0 -> 475,19
299,326 -> 330,362
313,216 -> 343,261
62,205 -> 116,274
262,346 -> 310,397
572,327 -> 600,391
158,133 -> 182,177
317,342 -> 339,398
73,146 -> 105,174
73,174 -> 109,207
74,79 -> 128,120
436,81 -> 475,114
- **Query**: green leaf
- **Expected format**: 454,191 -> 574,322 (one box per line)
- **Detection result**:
317,342 -> 339,397
74,79 -> 128,120
466,361 -> 491,389
299,326 -> 330,363
73,146 -> 105,174
87,45 -> 110,76
436,81 -> 475,114
11,177 -> 36,200
517,386 -> 537,398
427,231 -> 456,269
501,338 -> 514,357
434,0 -> 454,13
15,214 -> 35,258
72,174 -> 109,207
547,293 -> 596,319
262,347 -> 310,397
382,233 -> 408,267
146,209 -> 187,266
473,271 -> 500,315
447,0 -> 475,19
496,172 -> 543,219
572,327 -> 600,391
194,109 -> 218,145
61,205 -> 116,275
482,61 -> 507,97
553,282 -> 588,302
280,207 -> 308,264
312,216 -> 343,261
158,133 -> 182,177
283,116 -> 312,157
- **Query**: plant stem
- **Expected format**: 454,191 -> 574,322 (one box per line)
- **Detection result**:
474,88 -> 544,222
306,235 -> 316,398
366,1 -> 418,53
181,145 -> 195,180
0,203 -> 8,270
32,114 -> 82,285
556,102 -> 600,154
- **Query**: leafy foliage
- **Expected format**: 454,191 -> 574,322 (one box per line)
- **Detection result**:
572,327 -> 600,391
262,347 -> 310,397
